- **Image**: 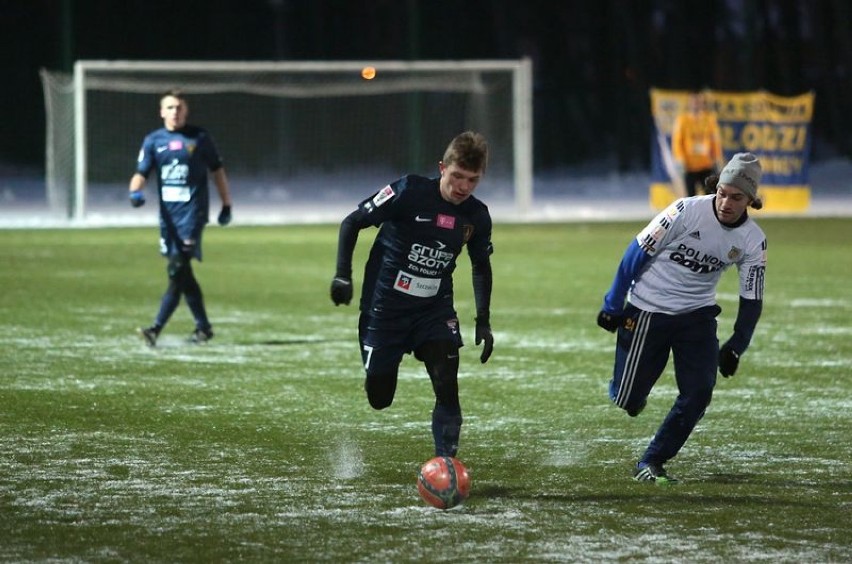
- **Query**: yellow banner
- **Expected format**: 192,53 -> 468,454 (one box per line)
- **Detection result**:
650,89 -> 815,212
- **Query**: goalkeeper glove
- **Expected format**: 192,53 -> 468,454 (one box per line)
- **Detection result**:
596,310 -> 623,333
330,277 -> 353,306
475,317 -> 494,364
218,205 -> 232,226
129,191 -> 145,208
718,343 -> 740,377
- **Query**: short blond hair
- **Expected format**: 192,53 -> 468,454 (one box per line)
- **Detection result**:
443,131 -> 488,173
159,88 -> 187,106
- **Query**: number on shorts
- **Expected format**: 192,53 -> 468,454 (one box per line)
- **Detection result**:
362,344 -> 374,370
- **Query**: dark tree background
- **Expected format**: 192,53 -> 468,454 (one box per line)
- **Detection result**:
2,0 -> 850,174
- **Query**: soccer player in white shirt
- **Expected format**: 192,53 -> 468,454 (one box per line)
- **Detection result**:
597,153 -> 767,484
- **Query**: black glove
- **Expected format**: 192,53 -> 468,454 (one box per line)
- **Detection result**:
330,277 -> 353,306
475,318 -> 494,364
129,191 -> 145,208
719,343 -> 740,377
218,205 -> 232,226
597,310 -> 623,333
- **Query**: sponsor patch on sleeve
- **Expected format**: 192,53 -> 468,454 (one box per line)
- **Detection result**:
636,210 -> 676,255
372,185 -> 395,207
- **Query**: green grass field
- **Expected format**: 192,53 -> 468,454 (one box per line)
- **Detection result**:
1,219 -> 850,562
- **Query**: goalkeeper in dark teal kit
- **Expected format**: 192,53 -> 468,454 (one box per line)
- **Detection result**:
129,89 -> 233,347
330,131 -> 495,458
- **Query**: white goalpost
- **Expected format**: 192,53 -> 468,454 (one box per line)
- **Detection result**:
41,59 -> 533,224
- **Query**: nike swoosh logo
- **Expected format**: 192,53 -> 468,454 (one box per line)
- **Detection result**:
415,215 -> 431,222
156,146 -> 168,153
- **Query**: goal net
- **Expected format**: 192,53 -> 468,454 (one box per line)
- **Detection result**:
41,59 -> 532,224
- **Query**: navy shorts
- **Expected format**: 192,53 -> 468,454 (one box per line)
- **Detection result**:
358,306 -> 463,376
159,228 -> 203,260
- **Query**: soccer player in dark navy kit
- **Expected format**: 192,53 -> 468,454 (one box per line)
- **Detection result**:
330,131 -> 494,458
129,89 -> 233,347
597,153 -> 767,484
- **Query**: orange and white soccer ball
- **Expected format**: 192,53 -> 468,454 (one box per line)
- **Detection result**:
416,456 -> 471,509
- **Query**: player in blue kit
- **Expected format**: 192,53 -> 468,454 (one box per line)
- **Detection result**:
129,89 -> 233,347
597,153 -> 767,483
330,131 -> 495,458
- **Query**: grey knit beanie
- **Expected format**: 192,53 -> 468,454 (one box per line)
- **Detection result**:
719,152 -> 762,201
